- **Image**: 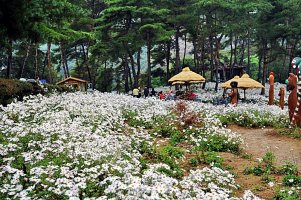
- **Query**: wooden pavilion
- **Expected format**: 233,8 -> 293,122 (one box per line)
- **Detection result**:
57,77 -> 88,91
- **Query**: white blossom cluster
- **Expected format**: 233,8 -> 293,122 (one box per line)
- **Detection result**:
0,92 -> 263,199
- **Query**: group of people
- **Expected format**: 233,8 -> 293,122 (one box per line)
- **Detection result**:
132,86 -> 174,100
132,87 -> 157,98
132,86 -> 199,101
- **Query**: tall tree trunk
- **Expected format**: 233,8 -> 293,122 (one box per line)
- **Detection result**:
42,53 -> 47,79
34,45 -> 39,78
261,41 -> 268,95
124,42 -> 137,88
239,39 -> 246,65
233,35 -> 238,65
136,47 -> 141,87
47,41 -> 53,83
81,44 -> 92,83
147,33 -> 151,88
193,38 -> 197,70
6,39 -> 13,79
214,28 -> 221,92
257,50 -> 262,81
229,32 -> 233,77
201,38 -> 205,76
247,30 -> 251,74
128,61 -> 133,90
175,27 -> 181,74
209,34 -> 214,82
124,54 -> 129,93
165,41 -> 171,80
182,32 -> 187,66
65,58 -> 70,77
19,41 -> 31,78
59,42 -> 68,78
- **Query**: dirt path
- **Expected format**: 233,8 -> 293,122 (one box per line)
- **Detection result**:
228,125 -> 301,170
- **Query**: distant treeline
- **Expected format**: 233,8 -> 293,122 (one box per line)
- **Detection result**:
0,0 -> 300,92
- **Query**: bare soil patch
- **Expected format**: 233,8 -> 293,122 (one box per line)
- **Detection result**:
228,125 -> 301,170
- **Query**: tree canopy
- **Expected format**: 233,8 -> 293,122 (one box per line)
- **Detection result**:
1,0 -> 301,92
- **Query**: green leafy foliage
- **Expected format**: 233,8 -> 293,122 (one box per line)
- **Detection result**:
122,110 -> 153,128
201,151 -> 223,168
283,175 -> 301,187
189,157 -> 199,167
217,110 -> 288,128
272,188 -> 300,200
280,162 -> 299,176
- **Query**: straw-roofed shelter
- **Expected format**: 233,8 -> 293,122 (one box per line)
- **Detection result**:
238,74 -> 264,89
222,74 -> 263,89
221,76 -> 240,88
171,80 -> 204,85
221,74 -> 264,99
168,67 -> 205,84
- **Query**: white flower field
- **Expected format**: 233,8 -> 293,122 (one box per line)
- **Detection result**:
0,85 -> 299,199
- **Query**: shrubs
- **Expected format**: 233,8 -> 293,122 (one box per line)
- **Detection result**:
43,83 -> 72,93
173,101 -> 202,127
0,79 -> 34,106
273,188 -> 300,200
0,79 -> 72,106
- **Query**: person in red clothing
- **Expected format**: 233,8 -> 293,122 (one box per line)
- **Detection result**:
229,81 -> 238,106
186,91 -> 197,100
159,91 -> 165,100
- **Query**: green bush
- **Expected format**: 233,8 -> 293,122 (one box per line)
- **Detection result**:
283,175 -> 301,186
280,162 -> 299,176
43,83 -> 73,94
216,110 -> 288,128
194,133 -> 240,153
158,145 -> 184,159
0,79 -> 74,106
272,188 -> 300,200
190,157 -> 199,167
122,110 -> 153,128
201,151 -> 223,168
0,79 -> 35,106
243,166 -> 264,176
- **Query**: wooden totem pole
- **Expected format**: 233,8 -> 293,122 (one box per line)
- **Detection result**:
268,72 -> 274,105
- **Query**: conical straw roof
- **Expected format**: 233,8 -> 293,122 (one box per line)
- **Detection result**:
168,67 -> 205,83
238,74 -> 264,88
221,74 -> 264,89
221,76 -> 240,88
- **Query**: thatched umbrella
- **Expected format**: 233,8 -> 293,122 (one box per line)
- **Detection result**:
168,67 -> 205,83
169,68 -> 205,91
221,74 -> 264,99
221,76 -> 240,88
238,74 -> 264,99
